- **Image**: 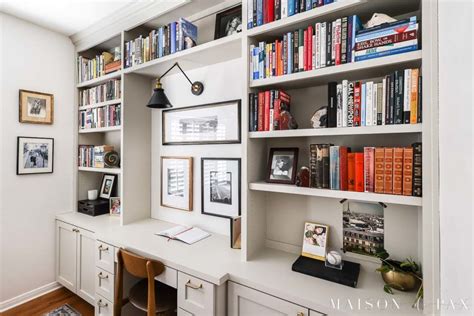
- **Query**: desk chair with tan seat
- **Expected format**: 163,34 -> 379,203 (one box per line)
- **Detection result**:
114,249 -> 177,316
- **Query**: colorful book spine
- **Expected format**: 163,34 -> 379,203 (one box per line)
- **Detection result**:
348,153 -> 355,191
403,147 -> 414,196
364,147 -> 375,192
374,148 -> 385,193
339,147 -> 349,191
353,81 -> 361,126
412,142 -> 422,197
329,146 -> 340,190
393,147 -> 404,195
354,153 -> 364,192
384,148 -> 394,194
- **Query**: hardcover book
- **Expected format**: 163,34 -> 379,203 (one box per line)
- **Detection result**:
364,147 -> 375,192
374,148 -> 385,193
412,142 -> 422,197
330,146 -> 340,190
354,153 -> 364,192
403,147 -> 414,196
384,148 -> 394,194
393,147 -> 404,195
339,147 -> 349,191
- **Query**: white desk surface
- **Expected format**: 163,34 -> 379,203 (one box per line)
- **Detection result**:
56,212 -> 420,315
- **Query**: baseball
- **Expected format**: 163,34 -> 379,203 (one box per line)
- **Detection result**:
327,251 -> 342,265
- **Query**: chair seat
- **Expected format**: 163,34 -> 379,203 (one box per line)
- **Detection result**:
129,279 -> 177,314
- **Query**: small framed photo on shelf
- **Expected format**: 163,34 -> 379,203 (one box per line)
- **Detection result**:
230,216 -> 241,249
302,222 -> 329,261
99,174 -> 117,199
201,158 -> 241,218
109,197 -> 121,216
266,147 -> 299,184
161,157 -> 193,211
214,5 -> 242,39
19,89 -> 54,124
17,137 -> 54,175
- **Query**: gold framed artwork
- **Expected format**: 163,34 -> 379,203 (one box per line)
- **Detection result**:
19,89 -> 54,124
161,157 -> 193,211
301,222 -> 329,261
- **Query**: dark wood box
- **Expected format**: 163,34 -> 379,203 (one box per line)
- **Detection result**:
78,199 -> 110,216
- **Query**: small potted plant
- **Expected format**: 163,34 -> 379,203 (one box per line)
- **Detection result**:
375,249 -> 423,307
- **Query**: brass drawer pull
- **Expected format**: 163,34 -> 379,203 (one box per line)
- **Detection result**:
98,244 -> 109,252
97,299 -> 108,307
98,272 -> 109,279
297,313 -> 305,316
185,280 -> 203,290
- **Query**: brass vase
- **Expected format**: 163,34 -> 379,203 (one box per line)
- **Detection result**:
381,269 -> 419,291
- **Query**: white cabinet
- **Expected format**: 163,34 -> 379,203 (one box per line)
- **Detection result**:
228,282 -> 310,316
56,220 -> 95,305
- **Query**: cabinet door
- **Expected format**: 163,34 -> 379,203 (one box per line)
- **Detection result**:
228,282 -> 309,316
56,221 -> 77,292
76,228 -> 96,305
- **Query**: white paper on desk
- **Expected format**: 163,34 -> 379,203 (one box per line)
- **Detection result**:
156,226 -> 210,244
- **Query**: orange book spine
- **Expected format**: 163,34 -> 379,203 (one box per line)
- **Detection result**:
393,148 -> 404,195
384,148 -> 394,194
347,153 -> 355,191
403,147 -> 414,196
410,68 -> 419,124
375,148 -> 385,193
339,147 -> 349,191
354,153 -> 364,192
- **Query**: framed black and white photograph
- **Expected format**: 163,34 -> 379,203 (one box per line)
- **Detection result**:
162,100 -> 241,145
266,147 -> 299,184
214,5 -> 242,39
19,89 -> 54,124
201,158 -> 240,218
161,157 -> 193,211
17,137 -> 54,175
99,174 -> 117,199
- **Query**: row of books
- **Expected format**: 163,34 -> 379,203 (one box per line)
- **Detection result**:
124,18 -> 197,68
247,0 -> 335,29
78,145 -> 115,168
77,50 -> 121,83
79,104 -> 121,130
79,79 -> 121,107
249,90 -> 291,131
327,68 -> 422,128
309,143 -> 422,196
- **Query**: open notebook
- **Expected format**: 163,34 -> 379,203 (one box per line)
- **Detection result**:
156,226 -> 211,245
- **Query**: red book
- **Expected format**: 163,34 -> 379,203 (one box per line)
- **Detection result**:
258,92 -> 264,131
354,153 -> 364,192
275,40 -> 280,75
353,81 -> 361,126
335,20 -> 341,65
347,153 -> 355,191
308,26 -> 313,70
303,30 -> 308,71
393,148 -> 404,195
265,0 -> 275,24
384,148 -> 394,194
339,147 -> 349,191
273,99 -> 281,130
374,148 -> 385,193
402,147 -> 414,196
264,91 -> 271,131
364,147 -> 375,192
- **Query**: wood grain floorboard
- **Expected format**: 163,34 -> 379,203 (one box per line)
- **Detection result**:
1,287 -> 94,316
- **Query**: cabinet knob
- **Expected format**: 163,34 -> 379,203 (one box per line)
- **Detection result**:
97,299 -> 108,308
185,280 -> 203,290
297,313 -> 305,316
98,244 -> 109,252
98,272 -> 109,279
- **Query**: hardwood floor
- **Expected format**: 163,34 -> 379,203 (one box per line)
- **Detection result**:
2,287 -> 94,316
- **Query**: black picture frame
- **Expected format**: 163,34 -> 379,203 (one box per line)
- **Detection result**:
266,147 -> 299,184
162,100 -> 241,145
16,136 -> 54,175
201,158 -> 241,218
214,5 -> 243,40
99,174 -> 117,199
230,216 -> 242,249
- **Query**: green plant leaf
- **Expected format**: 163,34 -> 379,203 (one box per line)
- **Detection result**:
376,266 -> 391,273
383,284 -> 394,294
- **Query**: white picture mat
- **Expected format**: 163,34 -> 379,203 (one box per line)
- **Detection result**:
100,175 -> 116,198
17,137 -> 53,174
161,158 -> 191,210
302,222 -> 328,260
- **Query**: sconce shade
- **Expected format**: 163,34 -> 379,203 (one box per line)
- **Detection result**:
146,87 -> 172,109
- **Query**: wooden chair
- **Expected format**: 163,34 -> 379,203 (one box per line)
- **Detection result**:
115,249 -> 177,316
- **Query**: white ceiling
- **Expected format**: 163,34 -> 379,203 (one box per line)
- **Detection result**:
0,0 -> 139,36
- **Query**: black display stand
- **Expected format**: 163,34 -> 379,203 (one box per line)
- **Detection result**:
292,255 -> 360,288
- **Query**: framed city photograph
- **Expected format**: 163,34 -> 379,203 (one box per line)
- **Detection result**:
19,89 -> 54,124
302,222 -> 329,261
17,137 -> 54,175
109,197 -> 121,216
201,158 -> 241,218
161,157 -> 193,211
266,147 -> 299,184
214,5 -> 242,39
162,100 -> 241,145
99,174 -> 117,199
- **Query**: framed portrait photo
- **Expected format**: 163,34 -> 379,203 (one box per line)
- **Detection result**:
162,100 -> 241,145
19,89 -> 54,124
302,222 -> 329,261
201,158 -> 241,218
99,174 -> 117,199
266,147 -> 299,184
17,137 -> 54,175
109,197 -> 121,216
161,157 -> 193,211
214,5 -> 242,39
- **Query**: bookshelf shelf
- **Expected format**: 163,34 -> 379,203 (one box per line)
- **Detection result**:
78,98 -> 122,111
78,126 -> 121,134
249,181 -> 422,206
78,167 -> 122,174
249,50 -> 422,89
249,124 -> 422,138
77,71 -> 122,88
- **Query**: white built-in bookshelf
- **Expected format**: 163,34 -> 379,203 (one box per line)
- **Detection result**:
73,0 -> 438,313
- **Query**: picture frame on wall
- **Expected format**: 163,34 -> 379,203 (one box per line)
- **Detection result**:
109,197 -> 121,216
17,136 -> 54,175
19,89 -> 54,124
266,147 -> 299,184
161,157 -> 193,211
99,174 -> 117,199
162,100 -> 241,145
214,5 -> 242,40
302,222 -> 329,261
201,158 -> 241,218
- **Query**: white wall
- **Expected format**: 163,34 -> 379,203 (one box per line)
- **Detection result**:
438,0 -> 473,314
0,13 -> 75,305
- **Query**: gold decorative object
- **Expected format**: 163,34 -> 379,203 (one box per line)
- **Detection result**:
381,269 -> 420,291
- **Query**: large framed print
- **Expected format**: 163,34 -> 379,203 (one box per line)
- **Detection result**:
201,158 -> 241,218
162,100 -> 241,145
161,157 -> 193,211
17,137 -> 54,175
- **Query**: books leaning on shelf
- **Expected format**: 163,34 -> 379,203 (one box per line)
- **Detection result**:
124,18 -> 197,68
77,50 -> 122,83
78,145 -> 115,168
309,143 -> 422,197
79,79 -> 121,107
79,104 -> 121,130
249,89 -> 291,131
156,225 -> 211,245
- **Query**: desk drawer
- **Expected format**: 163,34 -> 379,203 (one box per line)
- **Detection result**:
95,241 -> 115,274
178,272 -> 215,316
95,267 -> 114,302
95,295 -> 113,316
178,308 -> 194,316
156,266 -> 178,289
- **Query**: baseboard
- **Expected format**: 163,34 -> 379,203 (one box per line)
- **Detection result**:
265,239 -> 301,255
0,282 -> 62,312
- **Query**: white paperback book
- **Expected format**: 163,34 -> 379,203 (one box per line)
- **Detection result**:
156,226 -> 210,244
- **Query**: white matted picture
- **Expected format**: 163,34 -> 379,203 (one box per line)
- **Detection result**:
17,137 -> 54,175
161,157 -> 193,211
266,147 -> 299,184
110,197 -> 121,216
19,89 -> 54,124
302,222 -> 329,261
201,158 -> 240,218
162,100 -> 241,145
100,174 -> 117,199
